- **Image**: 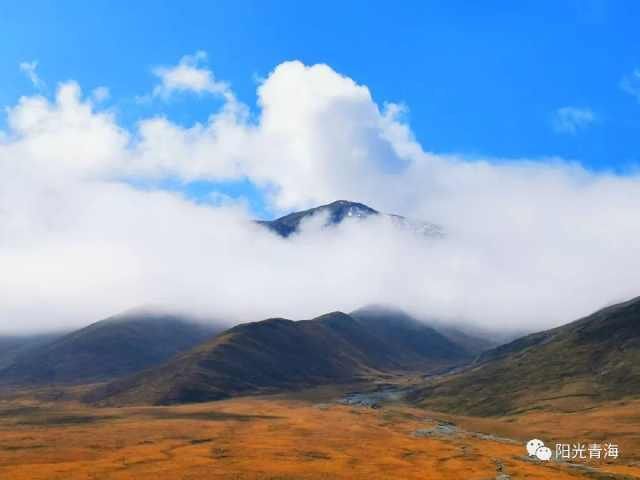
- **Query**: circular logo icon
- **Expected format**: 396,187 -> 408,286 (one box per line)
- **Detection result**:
535,446 -> 552,461
526,439 -> 552,461
526,439 -> 545,457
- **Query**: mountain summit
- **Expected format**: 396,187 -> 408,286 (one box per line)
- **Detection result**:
257,200 -> 442,237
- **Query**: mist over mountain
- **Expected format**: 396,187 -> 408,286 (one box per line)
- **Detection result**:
3,197 -> 620,340
3,188 -> 640,337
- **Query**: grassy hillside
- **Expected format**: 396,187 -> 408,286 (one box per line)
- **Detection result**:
410,296 -> 640,416
0,334 -> 64,370
0,311 -> 222,385
89,311 -> 470,406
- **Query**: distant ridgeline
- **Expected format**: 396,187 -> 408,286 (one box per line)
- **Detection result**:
86,308 -> 471,406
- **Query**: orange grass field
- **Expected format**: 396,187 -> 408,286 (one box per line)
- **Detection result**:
1,389 -> 640,479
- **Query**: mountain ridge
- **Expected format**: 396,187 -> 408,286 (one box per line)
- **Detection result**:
87,309 -> 470,406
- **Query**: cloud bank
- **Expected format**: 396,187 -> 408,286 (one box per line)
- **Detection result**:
2,55 -> 640,334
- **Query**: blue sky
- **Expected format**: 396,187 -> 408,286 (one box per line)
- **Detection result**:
2,1 -> 640,216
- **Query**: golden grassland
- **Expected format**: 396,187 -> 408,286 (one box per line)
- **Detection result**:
0,387 -> 639,479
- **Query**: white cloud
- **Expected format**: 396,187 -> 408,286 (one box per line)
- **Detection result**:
5,81 -> 128,179
551,106 -> 596,134
2,58 -> 640,335
151,51 -> 233,100
19,60 -> 44,90
91,86 -> 110,103
621,69 -> 640,102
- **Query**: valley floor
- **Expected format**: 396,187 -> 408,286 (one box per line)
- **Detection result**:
1,386 -> 639,479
